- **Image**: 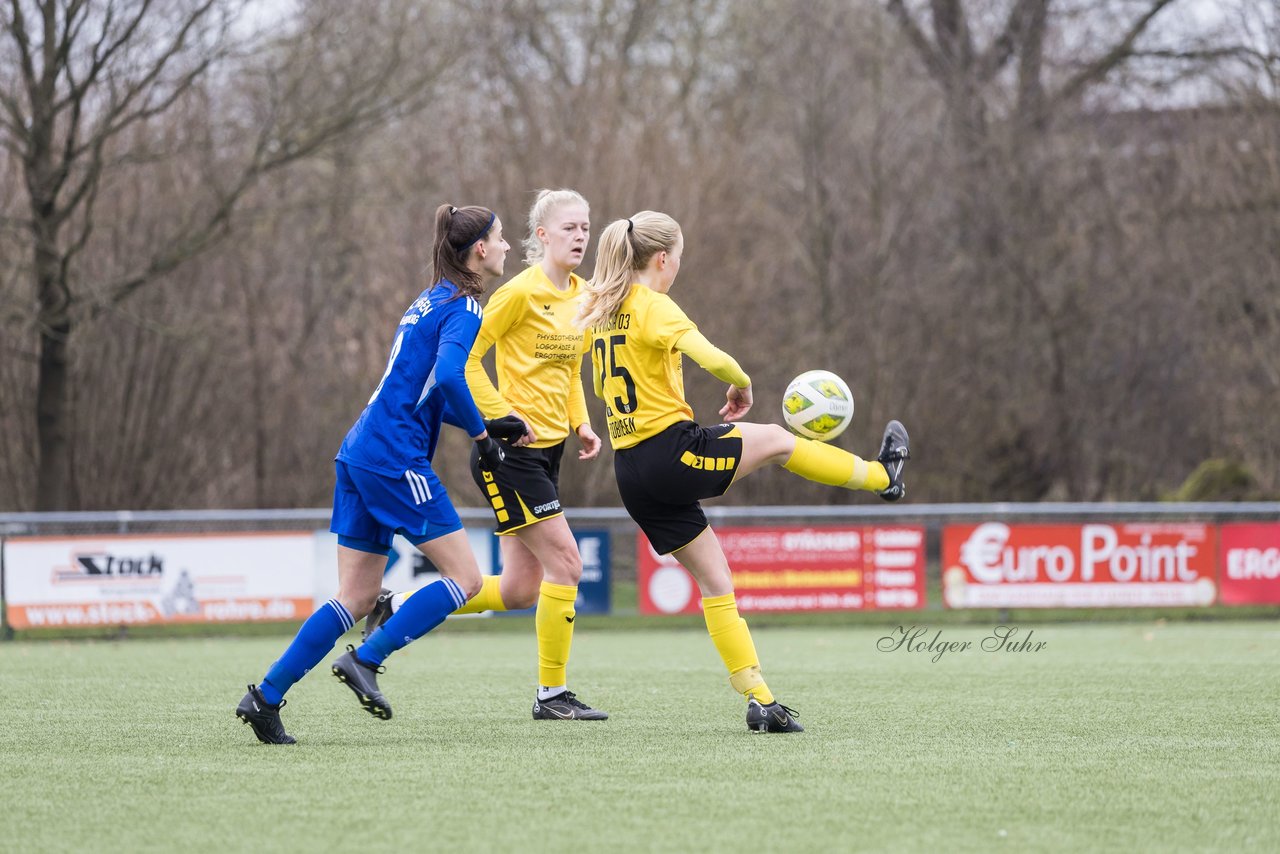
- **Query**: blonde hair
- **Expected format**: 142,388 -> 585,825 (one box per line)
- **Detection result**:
577,211 -> 681,330
522,188 -> 590,266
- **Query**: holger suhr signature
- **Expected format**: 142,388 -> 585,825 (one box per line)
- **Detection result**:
877,625 -> 1047,663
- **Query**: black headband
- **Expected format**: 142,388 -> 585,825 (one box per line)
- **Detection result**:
460,211 -> 496,252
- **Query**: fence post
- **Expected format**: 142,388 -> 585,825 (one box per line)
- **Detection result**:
1,534 -> 12,641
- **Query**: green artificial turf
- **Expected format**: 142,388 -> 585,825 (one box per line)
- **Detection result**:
3,621 -> 1278,852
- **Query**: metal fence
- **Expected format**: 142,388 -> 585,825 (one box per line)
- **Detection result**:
4,501 -> 1278,586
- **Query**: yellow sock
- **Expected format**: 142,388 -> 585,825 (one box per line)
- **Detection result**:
702,593 -> 774,704
783,436 -> 889,492
451,575 -> 507,615
536,581 -> 577,687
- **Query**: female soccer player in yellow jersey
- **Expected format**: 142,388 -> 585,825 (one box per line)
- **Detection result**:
365,189 -> 608,720
578,211 -> 910,733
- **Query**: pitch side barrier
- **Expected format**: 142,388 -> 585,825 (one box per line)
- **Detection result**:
2,503 -> 1279,634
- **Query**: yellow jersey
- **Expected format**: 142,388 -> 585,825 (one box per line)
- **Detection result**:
466,265 -> 590,448
588,284 -> 701,449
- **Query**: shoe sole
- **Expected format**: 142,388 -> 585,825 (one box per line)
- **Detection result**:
236,711 -> 295,744
331,665 -> 393,719
749,725 -> 804,733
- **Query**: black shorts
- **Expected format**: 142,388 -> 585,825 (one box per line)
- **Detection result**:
470,441 -> 565,534
613,421 -> 743,555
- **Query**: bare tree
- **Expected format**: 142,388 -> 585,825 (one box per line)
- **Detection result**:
0,0 -> 458,508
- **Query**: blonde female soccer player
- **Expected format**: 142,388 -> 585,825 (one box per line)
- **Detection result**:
578,211 -> 910,733
365,189 -> 608,720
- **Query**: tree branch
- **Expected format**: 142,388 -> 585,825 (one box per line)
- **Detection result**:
978,0 -> 1045,83
885,0 -> 947,84
1052,0 -> 1179,107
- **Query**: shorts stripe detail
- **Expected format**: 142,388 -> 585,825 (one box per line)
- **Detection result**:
441,577 -> 465,610
326,598 -> 354,632
405,470 -> 433,505
679,451 -> 737,471
405,471 -> 424,504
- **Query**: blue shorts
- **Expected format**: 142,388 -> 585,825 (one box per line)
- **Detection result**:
330,460 -> 463,555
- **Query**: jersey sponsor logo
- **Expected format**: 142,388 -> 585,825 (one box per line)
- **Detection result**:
533,332 -> 583,362
608,416 -> 637,439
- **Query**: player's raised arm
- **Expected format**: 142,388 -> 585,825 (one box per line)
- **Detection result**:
673,329 -> 753,421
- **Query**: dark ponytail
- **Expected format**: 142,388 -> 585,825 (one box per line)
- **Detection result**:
432,204 -> 497,298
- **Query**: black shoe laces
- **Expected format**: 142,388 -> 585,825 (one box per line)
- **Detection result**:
559,691 -> 592,710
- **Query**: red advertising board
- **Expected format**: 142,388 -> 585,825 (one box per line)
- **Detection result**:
637,525 -> 925,615
1218,523 -> 1280,605
942,522 -> 1217,608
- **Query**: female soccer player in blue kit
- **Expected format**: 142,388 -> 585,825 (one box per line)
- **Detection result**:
236,204 -> 524,744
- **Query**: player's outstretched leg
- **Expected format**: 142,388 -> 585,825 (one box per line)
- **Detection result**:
236,684 -> 296,744
746,699 -> 804,733
767,419 -> 908,499
331,644 -> 392,719
876,419 -> 910,502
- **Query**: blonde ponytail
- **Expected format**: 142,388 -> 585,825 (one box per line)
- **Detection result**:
578,211 -> 680,330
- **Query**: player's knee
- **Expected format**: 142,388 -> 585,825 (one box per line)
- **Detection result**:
340,589 -> 379,621
764,423 -> 796,462
451,569 -> 484,600
505,586 -> 538,610
544,548 -> 583,586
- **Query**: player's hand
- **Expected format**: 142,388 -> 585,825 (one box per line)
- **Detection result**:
475,435 -> 505,471
576,423 -> 602,461
720,384 -> 752,421
510,408 -> 537,446
485,415 -> 529,444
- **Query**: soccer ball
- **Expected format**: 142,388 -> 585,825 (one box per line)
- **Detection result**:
782,370 -> 854,441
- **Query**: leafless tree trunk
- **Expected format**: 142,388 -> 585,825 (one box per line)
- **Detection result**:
1,0 -> 459,508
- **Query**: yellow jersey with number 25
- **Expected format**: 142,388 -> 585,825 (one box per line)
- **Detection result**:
588,284 -> 700,450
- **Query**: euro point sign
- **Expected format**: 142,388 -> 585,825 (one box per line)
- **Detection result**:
942,523 -> 1218,608
637,525 -> 926,615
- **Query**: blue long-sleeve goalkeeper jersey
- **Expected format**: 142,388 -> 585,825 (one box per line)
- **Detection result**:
337,280 -> 486,477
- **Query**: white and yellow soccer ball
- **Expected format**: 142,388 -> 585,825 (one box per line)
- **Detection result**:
782,370 -> 854,441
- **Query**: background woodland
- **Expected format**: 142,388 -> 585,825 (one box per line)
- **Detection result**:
2,0 -> 1277,510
